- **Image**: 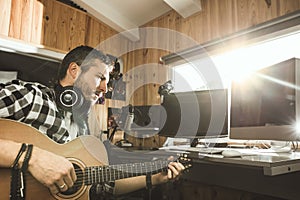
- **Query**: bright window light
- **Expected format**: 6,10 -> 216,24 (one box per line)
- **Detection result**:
211,31 -> 300,87
296,122 -> 300,134
171,31 -> 300,92
173,63 -> 207,92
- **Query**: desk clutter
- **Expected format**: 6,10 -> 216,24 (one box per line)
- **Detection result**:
160,137 -> 298,162
161,145 -> 293,157
160,140 -> 300,176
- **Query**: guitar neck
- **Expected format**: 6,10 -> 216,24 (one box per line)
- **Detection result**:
84,160 -> 168,185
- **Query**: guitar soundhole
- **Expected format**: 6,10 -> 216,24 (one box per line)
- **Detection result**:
60,163 -> 84,195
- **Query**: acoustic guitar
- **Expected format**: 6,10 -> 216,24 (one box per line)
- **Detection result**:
0,119 -> 191,200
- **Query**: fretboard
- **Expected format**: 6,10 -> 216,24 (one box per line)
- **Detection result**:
84,160 -> 168,185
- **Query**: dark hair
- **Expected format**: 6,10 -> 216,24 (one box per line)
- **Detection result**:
57,45 -> 112,81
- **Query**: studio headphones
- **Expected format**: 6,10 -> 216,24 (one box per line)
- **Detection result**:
54,85 -> 87,113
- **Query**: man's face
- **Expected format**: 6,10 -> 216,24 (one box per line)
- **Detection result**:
74,59 -> 111,104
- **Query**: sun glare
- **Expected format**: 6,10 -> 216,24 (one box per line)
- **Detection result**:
211,31 -> 300,87
295,122 -> 300,134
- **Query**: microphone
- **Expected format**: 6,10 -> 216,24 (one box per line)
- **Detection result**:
124,104 -> 134,132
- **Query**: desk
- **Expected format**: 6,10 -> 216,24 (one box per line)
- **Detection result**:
179,151 -> 300,200
112,146 -> 300,199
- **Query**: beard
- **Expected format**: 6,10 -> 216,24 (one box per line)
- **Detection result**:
74,74 -> 94,102
72,75 -> 93,123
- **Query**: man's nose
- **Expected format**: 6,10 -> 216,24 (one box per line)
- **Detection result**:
98,80 -> 107,93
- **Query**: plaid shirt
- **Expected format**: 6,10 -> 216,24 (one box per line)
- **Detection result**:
0,80 -> 117,196
0,80 -> 69,143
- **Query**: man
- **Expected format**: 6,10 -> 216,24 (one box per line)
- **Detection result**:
0,45 -> 184,198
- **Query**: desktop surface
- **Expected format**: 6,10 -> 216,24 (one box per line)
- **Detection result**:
161,145 -> 300,167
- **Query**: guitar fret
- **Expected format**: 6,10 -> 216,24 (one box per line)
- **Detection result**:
123,164 -> 126,179
97,166 -> 101,183
104,166 -> 108,182
90,167 -> 93,184
105,166 -> 108,182
150,161 -> 154,173
141,163 -> 144,175
126,163 -> 130,178
151,162 -> 153,173
115,166 -> 118,180
85,168 -> 89,185
88,168 -> 92,184
112,166 -> 115,181
109,166 -> 112,181
117,165 -> 121,179
93,167 -> 96,184
125,163 -> 129,179
120,165 -> 123,179
101,166 -> 104,183
146,161 -> 151,174
137,163 -> 142,176
109,166 -> 111,182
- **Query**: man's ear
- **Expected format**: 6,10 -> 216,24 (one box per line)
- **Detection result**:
68,62 -> 79,79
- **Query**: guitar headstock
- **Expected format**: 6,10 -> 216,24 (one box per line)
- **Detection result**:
176,153 -> 192,171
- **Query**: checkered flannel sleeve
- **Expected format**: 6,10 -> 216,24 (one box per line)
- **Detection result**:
0,80 -> 69,143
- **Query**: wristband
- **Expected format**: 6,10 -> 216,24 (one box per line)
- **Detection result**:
146,173 -> 152,190
19,144 -> 33,199
10,143 -> 27,199
21,144 -> 33,172
12,143 -> 27,169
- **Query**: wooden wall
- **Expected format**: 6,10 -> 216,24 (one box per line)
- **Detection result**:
0,0 -> 122,138
2,0 -> 300,106
0,0 -> 118,52
124,0 -> 300,106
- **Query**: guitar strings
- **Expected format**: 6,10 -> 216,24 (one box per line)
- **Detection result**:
23,162 -> 169,187
23,157 -> 189,188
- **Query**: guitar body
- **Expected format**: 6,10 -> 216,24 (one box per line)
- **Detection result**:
0,119 -> 109,200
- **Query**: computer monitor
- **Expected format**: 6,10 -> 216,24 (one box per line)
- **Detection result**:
158,89 -> 228,139
230,58 -> 300,141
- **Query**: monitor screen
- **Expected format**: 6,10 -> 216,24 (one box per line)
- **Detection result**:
158,89 -> 228,138
230,58 -> 300,141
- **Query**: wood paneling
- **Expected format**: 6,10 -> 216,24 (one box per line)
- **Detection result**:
20,0 -> 34,42
85,14 -> 118,48
88,104 -> 108,138
40,0 -> 55,48
8,0 -> 23,40
7,0 -> 39,43
68,5 -> 86,50
2,0 -> 119,52
126,134 -> 167,149
2,0 -> 300,71
85,16 -> 101,47
30,0 -> 43,44
125,0 -> 300,106
41,0 -> 86,51
0,0 -> 12,36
